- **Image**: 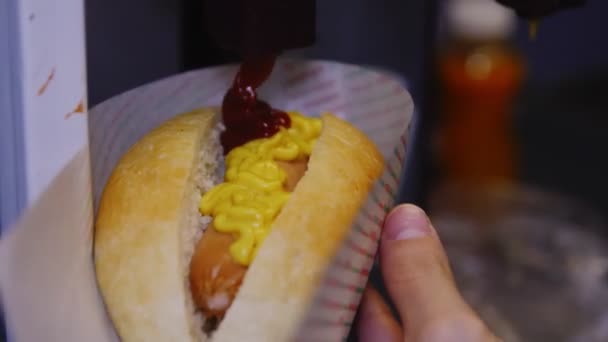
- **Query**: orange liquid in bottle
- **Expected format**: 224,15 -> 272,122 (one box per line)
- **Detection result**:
437,41 -> 524,187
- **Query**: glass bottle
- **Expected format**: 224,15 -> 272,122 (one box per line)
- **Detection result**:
435,0 -> 525,189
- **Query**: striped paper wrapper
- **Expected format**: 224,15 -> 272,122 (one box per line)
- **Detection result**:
90,59 -> 414,341
0,60 -> 413,341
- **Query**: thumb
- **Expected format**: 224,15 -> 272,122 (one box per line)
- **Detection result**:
380,205 -> 487,340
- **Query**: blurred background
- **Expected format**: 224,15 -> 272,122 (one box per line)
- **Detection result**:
84,0 -> 608,340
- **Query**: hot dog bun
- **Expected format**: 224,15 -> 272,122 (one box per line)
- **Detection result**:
94,108 -> 222,342
94,108 -> 384,342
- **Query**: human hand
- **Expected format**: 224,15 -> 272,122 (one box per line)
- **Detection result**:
356,204 -> 500,341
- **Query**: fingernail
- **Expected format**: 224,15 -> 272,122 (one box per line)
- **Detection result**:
383,204 -> 431,240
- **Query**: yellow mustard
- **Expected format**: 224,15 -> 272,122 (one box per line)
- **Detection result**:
199,112 -> 322,265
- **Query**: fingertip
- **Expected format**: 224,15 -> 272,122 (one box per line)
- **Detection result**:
379,205 -> 465,332
382,204 -> 432,241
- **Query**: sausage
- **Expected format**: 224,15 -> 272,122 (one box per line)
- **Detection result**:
276,158 -> 309,192
189,158 -> 308,319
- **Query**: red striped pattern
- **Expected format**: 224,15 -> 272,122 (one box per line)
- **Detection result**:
359,207 -> 383,226
321,297 -> 359,312
325,277 -> 365,293
345,238 -> 376,260
354,223 -> 379,242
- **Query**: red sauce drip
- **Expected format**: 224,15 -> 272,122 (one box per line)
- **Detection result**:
220,54 -> 291,154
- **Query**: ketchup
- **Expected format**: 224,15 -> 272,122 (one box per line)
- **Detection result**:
221,54 -> 291,153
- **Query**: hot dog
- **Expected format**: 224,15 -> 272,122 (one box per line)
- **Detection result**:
94,107 -> 384,342
94,56 -> 384,342
188,157 -> 308,320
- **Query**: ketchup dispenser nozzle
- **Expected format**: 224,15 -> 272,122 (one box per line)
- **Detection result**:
202,0 -> 585,56
203,0 -> 316,57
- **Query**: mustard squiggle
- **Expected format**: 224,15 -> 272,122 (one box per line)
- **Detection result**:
199,112 -> 322,265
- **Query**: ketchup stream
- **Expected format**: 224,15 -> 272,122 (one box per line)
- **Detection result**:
220,54 -> 291,154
